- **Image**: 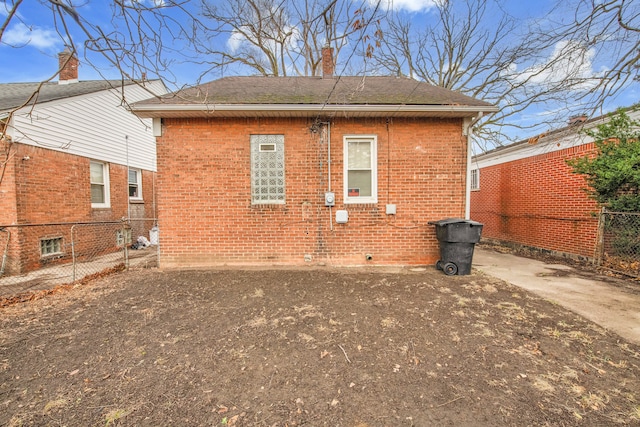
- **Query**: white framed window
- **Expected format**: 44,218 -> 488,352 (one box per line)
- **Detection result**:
40,237 -> 63,257
251,134 -> 285,204
344,135 -> 377,204
90,161 -> 110,208
470,168 -> 480,191
128,168 -> 143,200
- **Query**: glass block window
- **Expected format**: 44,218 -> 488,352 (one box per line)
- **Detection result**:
251,135 -> 285,204
40,237 -> 63,257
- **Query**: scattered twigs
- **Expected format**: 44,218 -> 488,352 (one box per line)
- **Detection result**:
338,344 -> 351,364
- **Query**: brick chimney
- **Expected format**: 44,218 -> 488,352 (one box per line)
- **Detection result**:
58,48 -> 79,84
322,45 -> 334,78
568,114 -> 588,126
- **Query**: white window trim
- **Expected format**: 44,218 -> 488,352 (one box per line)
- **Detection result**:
343,135 -> 378,204
470,168 -> 480,191
90,161 -> 111,208
128,168 -> 143,201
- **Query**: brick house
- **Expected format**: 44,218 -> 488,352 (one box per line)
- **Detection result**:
131,49 -> 497,268
470,108 -> 640,260
0,50 -> 167,274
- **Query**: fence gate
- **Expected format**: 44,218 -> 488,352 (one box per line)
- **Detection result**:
0,220 -> 158,299
595,209 -> 640,278
70,222 -> 131,282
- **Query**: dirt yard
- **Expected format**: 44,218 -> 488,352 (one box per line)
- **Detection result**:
1,266 -> 639,426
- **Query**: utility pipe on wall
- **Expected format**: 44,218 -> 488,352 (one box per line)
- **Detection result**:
322,121 -> 333,230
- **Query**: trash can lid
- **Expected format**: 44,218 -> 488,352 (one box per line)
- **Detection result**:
428,218 -> 483,226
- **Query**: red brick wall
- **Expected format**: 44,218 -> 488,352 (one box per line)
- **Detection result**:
156,116 -> 468,267
470,143 -> 599,259
0,142 -> 157,273
0,140 -> 17,224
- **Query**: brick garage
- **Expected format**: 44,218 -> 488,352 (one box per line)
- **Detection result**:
132,71 -> 496,268
471,141 -> 599,259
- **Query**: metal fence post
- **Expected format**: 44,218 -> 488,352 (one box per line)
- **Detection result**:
594,207 -> 606,266
0,228 -> 9,277
70,224 -> 77,282
123,222 -> 130,270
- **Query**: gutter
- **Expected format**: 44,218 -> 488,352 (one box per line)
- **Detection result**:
130,103 -> 499,118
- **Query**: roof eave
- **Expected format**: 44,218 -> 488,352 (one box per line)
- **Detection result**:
130,103 -> 498,119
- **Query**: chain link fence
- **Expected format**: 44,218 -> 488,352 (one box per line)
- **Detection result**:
0,220 -> 158,299
595,209 -> 640,278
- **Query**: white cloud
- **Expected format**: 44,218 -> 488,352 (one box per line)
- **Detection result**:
227,30 -> 245,53
370,0 -> 438,12
226,25 -> 301,55
510,40 -> 601,91
124,0 -> 166,6
2,23 -> 60,49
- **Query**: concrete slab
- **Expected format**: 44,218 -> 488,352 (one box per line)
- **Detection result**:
473,247 -> 640,345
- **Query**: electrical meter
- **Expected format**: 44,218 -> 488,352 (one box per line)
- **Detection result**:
324,192 -> 335,207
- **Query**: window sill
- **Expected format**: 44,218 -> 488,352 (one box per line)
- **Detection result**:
129,199 -> 145,204
344,200 -> 378,205
40,253 -> 64,261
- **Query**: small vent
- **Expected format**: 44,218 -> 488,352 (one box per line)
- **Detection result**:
259,143 -> 276,152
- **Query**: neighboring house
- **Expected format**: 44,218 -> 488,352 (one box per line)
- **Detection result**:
470,108 -> 640,260
0,50 -> 167,274
130,48 -> 497,268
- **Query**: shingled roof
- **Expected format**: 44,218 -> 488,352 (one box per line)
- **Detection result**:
0,80 -> 145,114
131,76 -> 497,119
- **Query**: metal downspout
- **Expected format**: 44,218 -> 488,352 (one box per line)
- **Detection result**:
465,112 -> 483,220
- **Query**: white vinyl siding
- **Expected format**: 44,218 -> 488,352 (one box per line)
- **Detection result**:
9,80 -> 166,172
90,161 -> 110,208
344,135 -> 377,204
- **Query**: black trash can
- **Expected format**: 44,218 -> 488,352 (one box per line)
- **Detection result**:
428,218 -> 483,276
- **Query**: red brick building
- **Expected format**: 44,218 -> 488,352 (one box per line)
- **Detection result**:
131,50 -> 497,268
470,110 -> 640,260
0,51 -> 167,274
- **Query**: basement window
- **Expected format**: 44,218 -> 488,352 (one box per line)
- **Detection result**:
40,237 -> 63,257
